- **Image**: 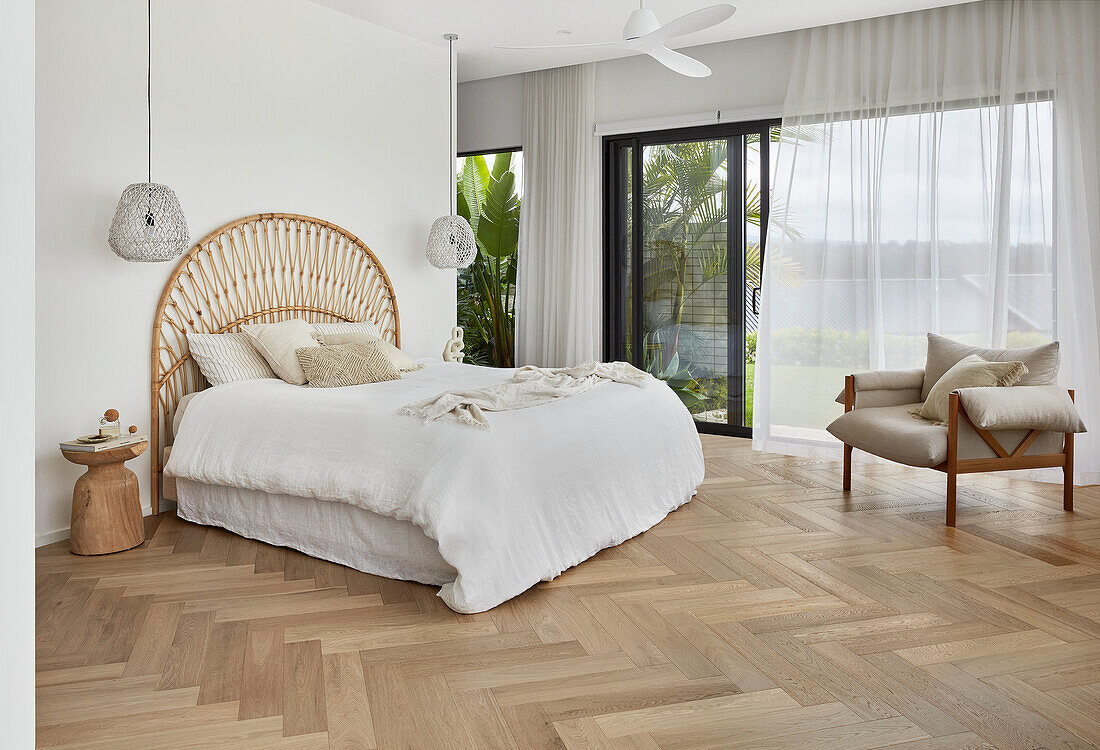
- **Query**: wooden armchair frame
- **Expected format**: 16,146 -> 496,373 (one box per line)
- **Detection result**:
841,375 -> 1074,526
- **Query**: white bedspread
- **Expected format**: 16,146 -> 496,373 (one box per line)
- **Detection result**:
166,359 -> 704,612
400,361 -> 651,428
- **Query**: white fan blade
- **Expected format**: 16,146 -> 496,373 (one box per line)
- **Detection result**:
646,45 -> 711,77
650,3 -> 736,43
496,40 -> 627,50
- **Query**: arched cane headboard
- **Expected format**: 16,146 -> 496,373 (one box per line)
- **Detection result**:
150,213 -> 400,512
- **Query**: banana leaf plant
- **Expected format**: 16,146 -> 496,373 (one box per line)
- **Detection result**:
456,152 -> 520,367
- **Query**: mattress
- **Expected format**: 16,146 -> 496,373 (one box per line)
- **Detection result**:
176,478 -> 455,584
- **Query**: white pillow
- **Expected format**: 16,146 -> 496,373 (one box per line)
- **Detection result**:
243,319 -> 320,385
312,320 -> 382,338
187,332 -> 276,386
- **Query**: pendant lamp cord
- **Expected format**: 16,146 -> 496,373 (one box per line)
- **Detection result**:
147,0 -> 152,184
448,34 -> 454,216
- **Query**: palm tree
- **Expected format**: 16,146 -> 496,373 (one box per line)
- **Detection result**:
641,140 -> 729,371
638,131 -> 804,408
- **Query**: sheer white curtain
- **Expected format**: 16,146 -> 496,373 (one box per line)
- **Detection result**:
754,0 -> 1100,484
516,64 -> 600,367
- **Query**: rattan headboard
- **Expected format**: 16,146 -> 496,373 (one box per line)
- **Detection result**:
150,213 -> 400,511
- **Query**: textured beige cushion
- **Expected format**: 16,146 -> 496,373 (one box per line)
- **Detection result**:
957,385 -> 1086,433
913,354 -> 1027,424
922,333 -> 1059,400
243,319 -> 319,385
296,342 -> 401,388
828,404 -> 947,467
320,332 -> 424,373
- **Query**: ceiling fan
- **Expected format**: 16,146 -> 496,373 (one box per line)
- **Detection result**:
497,1 -> 737,78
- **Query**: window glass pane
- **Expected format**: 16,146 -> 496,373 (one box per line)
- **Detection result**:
763,99 -> 1054,439
641,140 -> 729,424
622,146 -> 633,361
744,134 -> 763,428
455,150 -> 522,367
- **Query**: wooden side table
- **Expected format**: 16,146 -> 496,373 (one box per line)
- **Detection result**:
61,441 -> 148,555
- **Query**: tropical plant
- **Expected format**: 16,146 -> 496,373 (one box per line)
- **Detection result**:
641,332 -> 708,409
639,131 -> 805,410
456,152 -> 520,367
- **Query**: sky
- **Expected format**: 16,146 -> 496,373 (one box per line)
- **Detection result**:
771,101 -> 1053,246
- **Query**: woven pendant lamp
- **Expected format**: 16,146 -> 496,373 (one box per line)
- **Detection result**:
108,0 -> 188,262
425,33 -> 476,270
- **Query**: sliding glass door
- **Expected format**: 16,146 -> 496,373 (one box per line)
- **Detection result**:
604,121 -> 777,437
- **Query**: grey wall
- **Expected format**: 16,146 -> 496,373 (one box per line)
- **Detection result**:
458,30 -> 797,152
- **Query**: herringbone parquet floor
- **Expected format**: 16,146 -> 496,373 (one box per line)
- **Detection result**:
36,436 -> 1100,749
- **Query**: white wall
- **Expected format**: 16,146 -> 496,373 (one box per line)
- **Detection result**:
36,0 -> 452,543
1,0 -> 37,740
458,31 -> 796,152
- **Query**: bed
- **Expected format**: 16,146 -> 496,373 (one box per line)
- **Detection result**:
154,213 -> 704,613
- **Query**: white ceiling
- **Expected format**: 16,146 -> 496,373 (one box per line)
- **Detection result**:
312,0 -> 972,82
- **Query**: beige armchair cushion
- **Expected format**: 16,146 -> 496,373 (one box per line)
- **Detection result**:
834,368 -> 925,408
922,333 -> 1059,400
828,404 -> 947,467
912,354 -> 1027,424
828,402 -> 1066,467
957,386 -> 1086,433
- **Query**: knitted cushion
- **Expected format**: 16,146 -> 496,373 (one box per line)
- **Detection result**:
295,342 -> 401,388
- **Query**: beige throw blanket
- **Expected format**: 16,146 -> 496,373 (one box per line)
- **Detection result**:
400,361 -> 651,428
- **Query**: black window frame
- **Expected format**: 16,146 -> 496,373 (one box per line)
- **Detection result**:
602,118 -> 780,438
458,145 -> 523,158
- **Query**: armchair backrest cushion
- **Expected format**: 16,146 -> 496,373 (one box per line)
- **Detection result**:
922,333 -> 1059,401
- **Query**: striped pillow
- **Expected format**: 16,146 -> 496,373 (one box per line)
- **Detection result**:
187,332 -> 276,386
312,320 -> 382,339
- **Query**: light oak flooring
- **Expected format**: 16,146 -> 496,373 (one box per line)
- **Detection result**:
36,436 -> 1100,749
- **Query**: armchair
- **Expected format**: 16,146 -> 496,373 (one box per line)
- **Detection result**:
827,336 -> 1085,526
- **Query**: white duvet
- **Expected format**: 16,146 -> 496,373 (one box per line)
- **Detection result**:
166,359 -> 704,613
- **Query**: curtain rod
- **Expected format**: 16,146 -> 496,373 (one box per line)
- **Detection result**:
594,105 -> 783,137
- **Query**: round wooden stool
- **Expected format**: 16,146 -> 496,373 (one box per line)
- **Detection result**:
61,441 -> 148,555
